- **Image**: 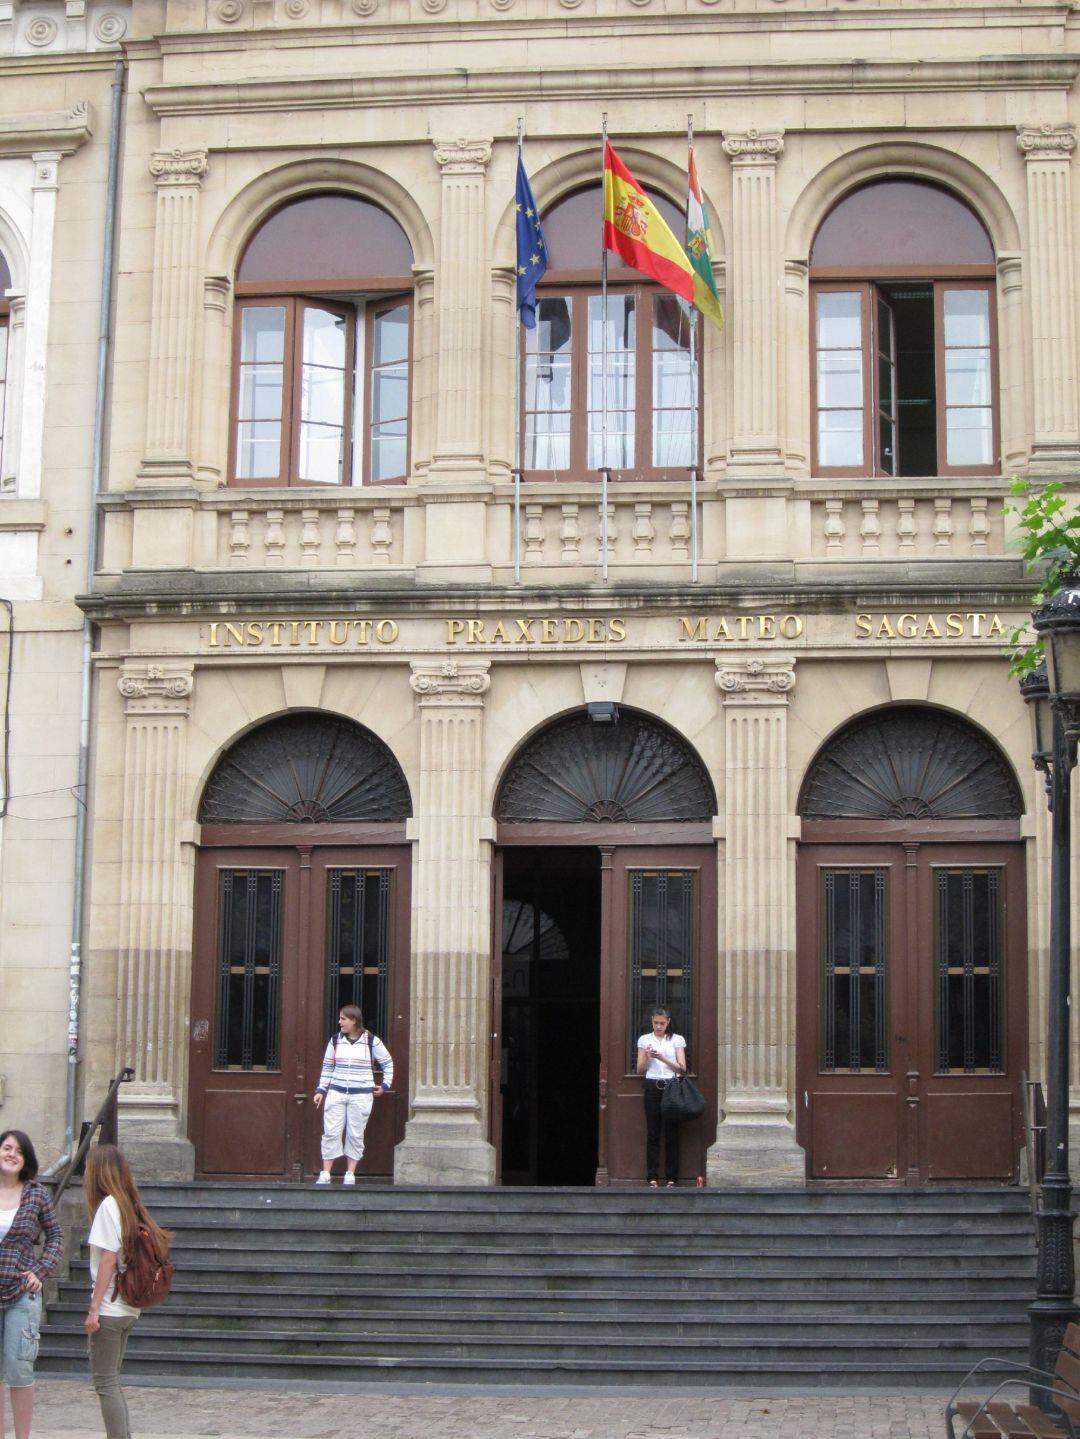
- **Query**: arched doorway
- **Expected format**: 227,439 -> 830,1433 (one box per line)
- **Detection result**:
189,713 -> 412,1180
493,708 -> 718,1186
795,705 -> 1026,1183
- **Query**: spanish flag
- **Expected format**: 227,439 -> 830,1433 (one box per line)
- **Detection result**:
603,141 -> 695,307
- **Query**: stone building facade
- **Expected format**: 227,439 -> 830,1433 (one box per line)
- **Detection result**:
5,0 -> 1080,1185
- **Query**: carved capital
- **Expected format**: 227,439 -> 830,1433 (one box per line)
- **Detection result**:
118,662 -> 195,715
433,138 -> 493,176
1017,124 -> 1077,162
722,129 -> 785,166
150,148 -> 210,187
31,151 -> 61,190
716,657 -> 796,698
410,659 -> 491,703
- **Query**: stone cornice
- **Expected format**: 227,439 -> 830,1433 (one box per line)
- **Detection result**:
0,100 -> 91,157
140,56 -> 1080,117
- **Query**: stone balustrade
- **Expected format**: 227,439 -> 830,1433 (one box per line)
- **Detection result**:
97,479 -> 1016,579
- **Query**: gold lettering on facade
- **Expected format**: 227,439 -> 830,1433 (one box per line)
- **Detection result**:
853,612 -> 1009,641
208,616 -> 401,648
677,614 -> 803,642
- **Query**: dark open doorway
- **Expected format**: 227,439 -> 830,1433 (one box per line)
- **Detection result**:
500,848 -> 601,1186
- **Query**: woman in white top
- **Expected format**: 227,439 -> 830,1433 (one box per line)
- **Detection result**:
84,1145 -> 171,1439
636,1008 -> 687,1187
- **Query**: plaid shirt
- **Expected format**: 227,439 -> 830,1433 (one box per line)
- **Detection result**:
0,1181 -> 63,1305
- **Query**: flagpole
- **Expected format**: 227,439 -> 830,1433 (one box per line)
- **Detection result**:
600,114 -> 610,582
514,119 -> 524,585
687,114 -> 699,584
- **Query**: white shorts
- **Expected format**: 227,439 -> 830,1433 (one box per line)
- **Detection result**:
321,1089 -> 374,1163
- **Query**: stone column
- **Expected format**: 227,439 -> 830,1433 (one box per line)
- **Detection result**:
429,139 -> 492,482
395,659 -> 496,1185
139,148 -> 210,486
783,259 -> 811,476
196,275 -> 231,487
1016,125 -> 1080,469
114,661 -> 196,1178
1,295 -> 25,494
708,655 -> 803,1185
721,130 -> 785,475
18,154 -> 61,499
996,254 -> 1028,472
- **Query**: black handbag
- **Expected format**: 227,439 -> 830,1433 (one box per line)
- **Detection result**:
660,1074 -> 705,1123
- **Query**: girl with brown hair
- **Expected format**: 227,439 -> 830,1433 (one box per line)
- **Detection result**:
83,1146 -> 171,1439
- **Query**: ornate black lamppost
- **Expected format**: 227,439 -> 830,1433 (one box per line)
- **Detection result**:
1022,577 -> 1080,1381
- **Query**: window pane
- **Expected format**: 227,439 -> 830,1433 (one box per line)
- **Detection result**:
589,294 -> 635,470
302,366 -> 345,426
326,869 -> 392,1041
299,424 -> 344,484
371,428 -> 407,483
241,306 -> 286,364
302,308 -> 347,367
373,305 -> 409,366
372,369 -> 408,425
818,410 -> 864,468
946,410 -> 993,466
945,350 -> 991,407
816,291 -> 862,348
818,351 -> 862,408
652,297 -> 695,470
237,420 -> 282,479
525,297 -> 572,472
943,290 -> 990,348
935,869 -> 1003,1073
628,870 -> 695,1070
216,870 -> 283,1071
240,365 -> 284,421
821,870 -> 888,1073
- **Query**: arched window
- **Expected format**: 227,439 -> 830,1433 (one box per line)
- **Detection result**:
231,194 -> 414,488
810,179 -> 998,479
0,248 -> 10,477
495,708 -> 716,822
524,185 -> 701,482
797,705 -> 1022,821
198,712 -> 412,823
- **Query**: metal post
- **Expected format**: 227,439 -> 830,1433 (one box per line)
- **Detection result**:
1029,705 -> 1079,1396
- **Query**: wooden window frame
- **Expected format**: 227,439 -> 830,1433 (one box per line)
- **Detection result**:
229,290 -> 412,489
520,278 -> 704,484
810,267 -> 999,480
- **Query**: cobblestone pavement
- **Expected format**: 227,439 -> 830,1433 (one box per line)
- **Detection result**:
27,1378 -> 951,1438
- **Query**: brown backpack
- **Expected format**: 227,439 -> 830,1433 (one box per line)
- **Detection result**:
111,1223 -> 174,1309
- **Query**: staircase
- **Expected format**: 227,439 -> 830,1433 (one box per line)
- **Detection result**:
39,1183 -> 1035,1388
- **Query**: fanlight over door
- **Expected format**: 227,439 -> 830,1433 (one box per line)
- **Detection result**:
796,706 -> 1025,1184
191,713 -> 411,1181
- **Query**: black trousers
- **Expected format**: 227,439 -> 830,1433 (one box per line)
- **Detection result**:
644,1079 -> 679,1182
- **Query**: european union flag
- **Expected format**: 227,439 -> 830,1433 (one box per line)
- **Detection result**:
515,155 -> 547,330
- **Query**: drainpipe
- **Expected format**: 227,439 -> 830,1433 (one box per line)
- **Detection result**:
65,57 -> 126,1155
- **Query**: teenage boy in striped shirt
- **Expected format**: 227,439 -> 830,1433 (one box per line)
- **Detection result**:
313,1006 -> 394,1185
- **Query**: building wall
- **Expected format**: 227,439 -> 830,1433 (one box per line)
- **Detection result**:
12,0 -> 1080,1178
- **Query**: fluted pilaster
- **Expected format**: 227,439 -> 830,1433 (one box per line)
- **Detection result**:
429,139 -> 492,481
708,656 -> 803,1185
196,275 -> 231,487
114,662 -> 196,1175
1016,125 -> 1080,468
395,659 -> 495,1184
722,130 -> 785,474
996,254 -> 1028,472
140,148 -> 209,485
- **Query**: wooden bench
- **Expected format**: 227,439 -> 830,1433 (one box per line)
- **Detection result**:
946,1323 -> 1080,1439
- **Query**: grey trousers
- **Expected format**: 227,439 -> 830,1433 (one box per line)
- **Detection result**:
88,1315 -> 137,1439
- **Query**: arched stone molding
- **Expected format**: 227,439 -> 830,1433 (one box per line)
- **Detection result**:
783,142 -> 1022,481
197,158 -> 436,487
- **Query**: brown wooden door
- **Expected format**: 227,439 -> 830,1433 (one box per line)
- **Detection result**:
190,842 -> 410,1180
602,845 -> 718,1185
797,840 -> 1026,1183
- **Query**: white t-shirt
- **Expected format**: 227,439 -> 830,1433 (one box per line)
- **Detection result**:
637,1032 -> 687,1080
0,1207 -> 14,1243
88,1195 -> 140,1319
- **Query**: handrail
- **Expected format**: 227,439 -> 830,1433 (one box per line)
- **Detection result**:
1020,1071 -> 1047,1244
47,1066 -> 134,1206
